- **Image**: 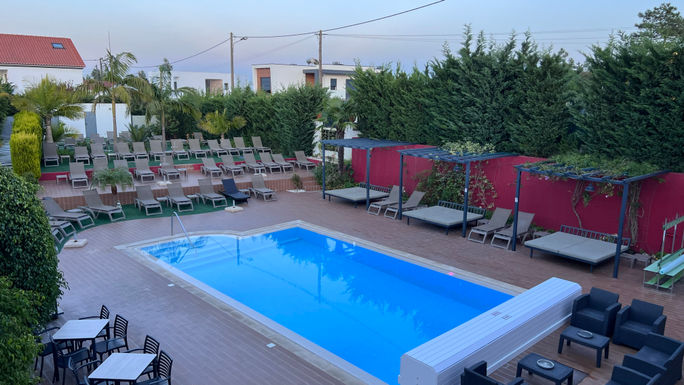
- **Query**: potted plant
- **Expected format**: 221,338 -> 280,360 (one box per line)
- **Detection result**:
91,167 -> 133,195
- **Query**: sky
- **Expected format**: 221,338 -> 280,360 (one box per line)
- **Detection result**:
3,0 -> 682,85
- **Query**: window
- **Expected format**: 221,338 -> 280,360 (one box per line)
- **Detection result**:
224,83 -> 229,91
260,77 -> 271,93
51,42 -> 64,49
0,70 -> 7,83
330,78 -> 337,90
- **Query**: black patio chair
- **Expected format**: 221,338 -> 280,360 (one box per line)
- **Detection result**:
92,314 -> 128,360
622,333 -> 684,385
461,361 -> 525,385
126,334 -> 160,379
135,350 -> 173,385
220,178 -> 250,204
613,299 -> 667,349
570,287 -> 621,337
34,326 -> 70,378
78,304 -> 110,340
50,334 -> 91,385
69,358 -> 103,385
605,366 -> 660,385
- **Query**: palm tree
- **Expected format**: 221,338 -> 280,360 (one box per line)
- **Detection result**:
12,77 -> 83,143
317,97 -> 356,171
198,109 -> 246,139
143,59 -> 200,142
81,50 -> 148,143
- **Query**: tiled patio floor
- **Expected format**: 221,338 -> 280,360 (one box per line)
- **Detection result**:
39,189 -> 684,385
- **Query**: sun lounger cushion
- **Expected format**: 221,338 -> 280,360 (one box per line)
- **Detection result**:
325,187 -> 389,203
403,206 -> 484,227
525,231 -> 629,264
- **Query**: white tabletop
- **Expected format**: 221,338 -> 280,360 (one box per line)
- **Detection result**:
88,353 -> 156,381
52,319 -> 109,341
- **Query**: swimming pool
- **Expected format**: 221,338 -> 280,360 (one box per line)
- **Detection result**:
140,225 -> 513,384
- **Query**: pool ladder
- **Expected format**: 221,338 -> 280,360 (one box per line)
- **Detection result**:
171,212 -> 194,248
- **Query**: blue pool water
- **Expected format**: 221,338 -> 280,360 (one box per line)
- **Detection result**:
142,227 -> 512,384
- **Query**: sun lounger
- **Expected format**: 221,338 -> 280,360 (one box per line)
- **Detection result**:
91,144 -> 107,161
243,153 -> 266,174
251,136 -> 271,152
115,143 -> 135,161
324,183 -> 390,208
467,207 -> 512,243
43,142 -> 60,166
525,225 -> 630,271
220,138 -> 240,156
367,185 -> 400,215
149,140 -> 167,161
74,146 -> 91,164
81,190 -> 126,222
158,156 -> 180,181
171,139 -> 189,160
134,185 -> 163,216
92,157 -> 108,172
491,211 -> 535,250
132,142 -> 149,159
272,154 -> 294,172
166,182 -> 194,212
259,152 -> 282,173
233,137 -> 252,154
403,200 -> 485,233
207,139 -> 228,156
188,139 -> 208,158
134,159 -> 155,182
294,151 -> 315,170
49,219 -> 76,238
219,155 -> 244,177
119,131 -> 131,142
220,178 -> 250,204
193,131 -> 207,145
201,158 -> 223,177
42,197 -> 95,229
250,174 -> 276,201
68,162 -> 89,189
63,137 -> 76,149
385,190 -> 426,219
198,178 -> 228,207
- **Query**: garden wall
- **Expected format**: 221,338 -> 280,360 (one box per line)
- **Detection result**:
352,147 -> 684,254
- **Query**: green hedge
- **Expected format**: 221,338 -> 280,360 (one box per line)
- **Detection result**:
10,133 -> 41,179
12,111 -> 42,139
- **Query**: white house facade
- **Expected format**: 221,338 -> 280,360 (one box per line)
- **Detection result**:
145,70 -> 231,95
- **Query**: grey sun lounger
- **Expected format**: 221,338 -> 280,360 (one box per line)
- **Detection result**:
219,155 -> 244,177
74,146 -> 91,164
201,158 -> 223,177
198,178 -> 228,207
490,211 -> 535,250
49,219 -> 76,241
294,151 -> 315,170
193,131 -> 207,145
115,142 -> 135,161
149,140 -> 167,161
69,162 -> 89,189
188,139 -> 208,158
233,137 -> 253,154
43,142 -> 60,166
403,200 -> 485,234
272,154 -> 294,172
63,137 -> 76,148
81,190 -> 126,222
367,185 -> 400,215
133,142 -> 149,159
220,178 -> 250,204
171,139 -> 189,160
220,138 -> 241,156
135,185 -> 163,216
243,153 -> 266,174
90,144 -> 107,161
134,159 -> 155,182
258,152 -> 282,173
250,174 -> 276,201
167,182 -> 194,212
525,225 -> 631,271
384,190 -> 426,219
113,159 -> 133,176
324,183 -> 390,208
92,157 -> 108,172
158,156 -> 181,181
251,136 -> 271,153
207,139 -> 228,156
467,207 -> 512,243
42,197 -> 95,229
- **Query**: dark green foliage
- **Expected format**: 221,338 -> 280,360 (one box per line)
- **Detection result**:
0,168 -> 65,324
634,2 -> 684,41
0,277 -> 41,385
10,133 -> 41,179
272,85 -> 327,155
313,162 -> 355,189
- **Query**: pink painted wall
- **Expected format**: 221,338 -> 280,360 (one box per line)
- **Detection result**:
352,148 -> 684,253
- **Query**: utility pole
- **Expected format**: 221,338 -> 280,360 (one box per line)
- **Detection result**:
318,30 -> 323,86
230,32 -> 235,91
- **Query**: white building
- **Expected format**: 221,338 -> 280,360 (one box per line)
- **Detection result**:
145,70 -> 230,95
251,63 -> 376,99
0,33 -> 84,93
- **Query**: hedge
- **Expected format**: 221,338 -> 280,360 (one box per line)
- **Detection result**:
10,133 -> 41,179
12,110 -> 42,139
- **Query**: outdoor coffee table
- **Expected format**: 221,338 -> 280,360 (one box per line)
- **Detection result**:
517,353 -> 574,385
52,318 -> 109,349
558,325 -> 610,367
88,352 -> 156,385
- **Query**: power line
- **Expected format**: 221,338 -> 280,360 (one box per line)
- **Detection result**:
240,35 -> 315,63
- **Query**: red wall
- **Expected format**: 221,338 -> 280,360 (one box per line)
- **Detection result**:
352,148 -> 684,254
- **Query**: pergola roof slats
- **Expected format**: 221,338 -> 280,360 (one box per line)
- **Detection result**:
321,138 -> 410,150
397,147 -> 515,163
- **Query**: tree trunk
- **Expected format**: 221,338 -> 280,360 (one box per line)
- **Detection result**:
111,99 -> 118,143
336,124 -> 345,171
44,115 -> 54,143
161,109 -> 166,144
111,184 -> 118,195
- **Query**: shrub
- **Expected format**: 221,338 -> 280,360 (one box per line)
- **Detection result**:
12,110 -> 42,139
0,167 -> 64,324
313,161 -> 354,190
10,132 -> 41,179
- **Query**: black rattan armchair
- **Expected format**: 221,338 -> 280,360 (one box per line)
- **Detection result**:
622,333 -> 684,385
613,299 -> 667,349
570,287 -> 621,336
605,366 -> 660,385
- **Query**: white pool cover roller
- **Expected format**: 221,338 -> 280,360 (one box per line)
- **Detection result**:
399,277 -> 581,385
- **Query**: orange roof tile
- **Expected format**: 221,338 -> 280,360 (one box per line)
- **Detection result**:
0,33 -> 85,68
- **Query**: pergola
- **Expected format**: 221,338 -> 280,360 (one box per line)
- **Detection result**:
321,138 -> 410,209
512,161 -> 668,278
397,147 -> 515,237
